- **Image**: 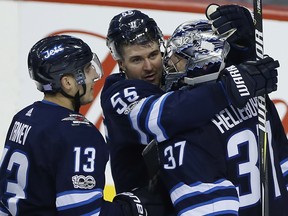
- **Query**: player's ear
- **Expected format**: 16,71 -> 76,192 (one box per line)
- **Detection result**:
60,75 -> 74,91
118,60 -> 126,72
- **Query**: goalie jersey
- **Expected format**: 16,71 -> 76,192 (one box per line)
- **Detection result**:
142,96 -> 288,216
0,101 -> 123,216
100,73 -> 231,193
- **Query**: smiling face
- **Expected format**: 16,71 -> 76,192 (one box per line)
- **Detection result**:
118,41 -> 163,86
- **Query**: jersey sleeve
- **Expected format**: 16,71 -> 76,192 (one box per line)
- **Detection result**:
101,74 -> 231,144
129,82 -> 230,143
0,202 -> 9,215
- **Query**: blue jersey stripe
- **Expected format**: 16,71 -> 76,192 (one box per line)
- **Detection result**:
56,189 -> 102,211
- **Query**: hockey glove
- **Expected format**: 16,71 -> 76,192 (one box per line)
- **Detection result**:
218,56 -> 279,108
114,191 -> 148,216
206,4 -> 256,65
114,186 -> 175,216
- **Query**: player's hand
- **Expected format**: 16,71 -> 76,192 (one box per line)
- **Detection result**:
218,55 -> 279,108
206,4 -> 256,65
114,186 -> 175,216
206,4 -> 254,46
114,191 -> 148,216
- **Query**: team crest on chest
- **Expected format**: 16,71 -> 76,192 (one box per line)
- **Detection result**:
62,114 -> 91,126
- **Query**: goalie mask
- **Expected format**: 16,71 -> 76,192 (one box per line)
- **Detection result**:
106,9 -> 164,60
163,19 -> 230,91
28,35 -> 103,93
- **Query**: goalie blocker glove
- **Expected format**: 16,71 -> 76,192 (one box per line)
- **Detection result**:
218,56 -> 279,108
206,4 -> 256,65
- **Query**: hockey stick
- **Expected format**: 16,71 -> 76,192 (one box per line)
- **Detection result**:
253,0 -> 269,215
142,139 -> 161,191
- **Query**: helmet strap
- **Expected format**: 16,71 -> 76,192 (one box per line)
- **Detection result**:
59,83 -> 86,112
79,84 -> 87,98
74,84 -> 87,112
73,91 -> 81,112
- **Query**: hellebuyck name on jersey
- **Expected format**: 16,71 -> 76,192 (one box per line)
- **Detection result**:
212,97 -> 258,133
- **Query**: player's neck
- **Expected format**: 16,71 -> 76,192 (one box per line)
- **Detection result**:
43,93 -> 74,111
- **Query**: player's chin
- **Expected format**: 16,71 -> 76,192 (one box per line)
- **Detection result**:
144,77 -> 160,86
152,78 -> 161,86
80,93 -> 94,105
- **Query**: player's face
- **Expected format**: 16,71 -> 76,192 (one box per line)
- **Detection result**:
118,41 -> 163,86
79,61 -> 102,105
167,54 -> 187,73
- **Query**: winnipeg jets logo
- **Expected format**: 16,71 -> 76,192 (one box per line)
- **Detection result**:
62,114 -> 91,126
43,45 -> 64,59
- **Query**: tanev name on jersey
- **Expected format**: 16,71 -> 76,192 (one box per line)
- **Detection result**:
8,121 -> 32,145
212,97 -> 258,134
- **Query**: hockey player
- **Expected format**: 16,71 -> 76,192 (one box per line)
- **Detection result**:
0,35 -> 150,216
154,18 -> 288,215
101,5 -> 280,215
